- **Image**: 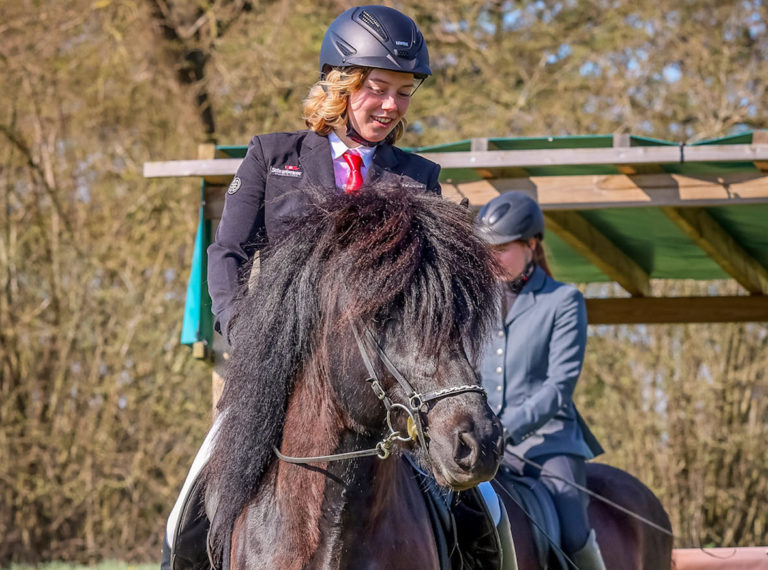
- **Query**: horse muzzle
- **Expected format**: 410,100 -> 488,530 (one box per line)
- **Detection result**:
427,406 -> 504,490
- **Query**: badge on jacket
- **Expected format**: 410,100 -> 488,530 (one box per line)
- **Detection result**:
270,166 -> 303,178
227,177 -> 242,194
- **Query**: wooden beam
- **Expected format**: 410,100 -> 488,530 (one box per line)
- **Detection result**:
660,207 -> 768,294
452,180 -> 503,207
196,172 -> 768,219
439,183 -> 466,204
545,211 -> 651,296
613,133 -> 669,175
451,173 -> 768,209
422,145 -> 681,169
144,143 -> 768,180
682,143 -> 768,163
143,158 -> 242,179
419,144 -> 768,170
585,295 -> 768,324
753,131 -> 768,173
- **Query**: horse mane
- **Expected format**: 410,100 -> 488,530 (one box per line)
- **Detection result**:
202,183 -> 500,564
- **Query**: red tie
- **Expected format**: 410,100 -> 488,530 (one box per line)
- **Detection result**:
343,151 -> 363,193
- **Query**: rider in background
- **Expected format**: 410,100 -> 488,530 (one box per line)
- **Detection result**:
476,191 -> 607,570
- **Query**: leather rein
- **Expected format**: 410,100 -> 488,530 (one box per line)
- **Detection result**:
274,322 -> 486,464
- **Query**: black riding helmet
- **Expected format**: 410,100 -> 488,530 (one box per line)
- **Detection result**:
476,191 -> 545,245
320,5 -> 431,79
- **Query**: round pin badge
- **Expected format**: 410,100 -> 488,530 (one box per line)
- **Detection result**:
227,176 -> 242,195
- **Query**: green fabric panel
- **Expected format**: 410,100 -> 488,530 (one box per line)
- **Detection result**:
439,168 -> 484,183
412,140 -> 472,152
487,135 -> 613,150
216,145 -> 248,158
627,135 -> 679,146
578,208 -> 730,280
707,205 -> 768,268
522,164 -> 624,176
438,165 -> 628,180
543,231 -> 611,283
181,182 -> 213,346
690,132 -> 755,145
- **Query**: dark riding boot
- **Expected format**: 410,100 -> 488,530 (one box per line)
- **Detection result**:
571,529 -> 606,570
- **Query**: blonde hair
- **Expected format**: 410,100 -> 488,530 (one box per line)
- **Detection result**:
303,67 -> 407,143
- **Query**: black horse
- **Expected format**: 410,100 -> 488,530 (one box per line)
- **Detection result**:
202,184 -> 506,569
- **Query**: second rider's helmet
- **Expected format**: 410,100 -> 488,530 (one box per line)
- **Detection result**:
476,191 -> 545,245
320,5 -> 431,79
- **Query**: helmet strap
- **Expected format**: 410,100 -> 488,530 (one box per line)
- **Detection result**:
345,120 -> 396,147
409,77 -> 426,96
507,260 -> 535,294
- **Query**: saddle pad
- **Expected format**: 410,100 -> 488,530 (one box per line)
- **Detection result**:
497,466 -> 568,569
406,455 -> 503,570
406,456 -> 455,569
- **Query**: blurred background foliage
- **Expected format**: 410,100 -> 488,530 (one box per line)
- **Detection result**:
1,0 -> 766,563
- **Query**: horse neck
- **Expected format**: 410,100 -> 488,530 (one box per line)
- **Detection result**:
232,369 -> 439,570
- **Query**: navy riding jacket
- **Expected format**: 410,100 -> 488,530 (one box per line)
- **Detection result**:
207,129 -> 442,342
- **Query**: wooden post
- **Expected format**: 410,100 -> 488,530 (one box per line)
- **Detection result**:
196,143 -> 229,419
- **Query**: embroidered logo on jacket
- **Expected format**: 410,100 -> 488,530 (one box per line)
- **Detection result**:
227,176 -> 242,194
270,166 -> 303,178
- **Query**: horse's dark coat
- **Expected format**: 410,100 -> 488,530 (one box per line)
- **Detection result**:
496,462 -> 674,569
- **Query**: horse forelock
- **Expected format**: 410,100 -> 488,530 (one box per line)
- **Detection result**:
311,185 -> 499,356
202,184 -> 499,564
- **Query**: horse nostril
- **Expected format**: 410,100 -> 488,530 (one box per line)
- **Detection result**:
454,431 -> 480,470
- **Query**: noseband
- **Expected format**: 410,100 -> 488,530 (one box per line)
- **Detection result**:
274,322 -> 486,465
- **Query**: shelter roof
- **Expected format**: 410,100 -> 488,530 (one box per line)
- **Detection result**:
143,130 -> 768,337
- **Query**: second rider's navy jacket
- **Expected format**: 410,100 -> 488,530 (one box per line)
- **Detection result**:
207,129 -> 442,341
479,266 -> 603,460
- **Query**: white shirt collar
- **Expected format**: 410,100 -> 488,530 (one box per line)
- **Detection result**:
328,131 -> 376,168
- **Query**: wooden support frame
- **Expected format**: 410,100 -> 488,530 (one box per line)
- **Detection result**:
613,133 -> 669,175
753,131 -> 768,173
585,295 -> 768,324
660,207 -> 768,294
144,137 -> 768,325
451,173 -> 768,209
544,211 -> 651,296
418,144 -> 768,170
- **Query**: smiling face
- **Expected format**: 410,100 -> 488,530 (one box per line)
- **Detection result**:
345,68 -> 415,143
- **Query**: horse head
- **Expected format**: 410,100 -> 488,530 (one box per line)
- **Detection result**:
309,184 -> 503,489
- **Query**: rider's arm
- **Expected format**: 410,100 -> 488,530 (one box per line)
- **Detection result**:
207,135 -> 268,343
504,287 -> 587,444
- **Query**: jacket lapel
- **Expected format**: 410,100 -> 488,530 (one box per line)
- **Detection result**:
367,143 -> 399,184
504,266 -> 547,325
298,131 -> 335,189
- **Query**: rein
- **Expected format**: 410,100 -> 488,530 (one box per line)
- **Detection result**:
274,322 -> 485,465
509,451 -> 675,538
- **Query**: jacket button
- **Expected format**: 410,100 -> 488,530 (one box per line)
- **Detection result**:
496,385 -> 502,392
496,404 -> 502,411
497,330 -> 504,337
495,366 -> 502,374
496,348 -> 503,355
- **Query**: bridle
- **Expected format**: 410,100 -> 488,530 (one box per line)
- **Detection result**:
274,322 -> 486,465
